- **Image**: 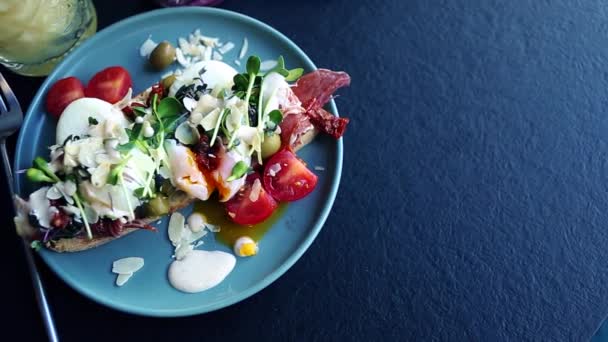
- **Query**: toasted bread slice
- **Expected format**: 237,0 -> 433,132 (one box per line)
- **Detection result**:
45,86 -> 319,252
47,87 -> 175,253
47,190 -> 194,252
47,228 -> 139,252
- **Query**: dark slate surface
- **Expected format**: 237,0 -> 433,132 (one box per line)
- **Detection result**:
4,0 -> 608,340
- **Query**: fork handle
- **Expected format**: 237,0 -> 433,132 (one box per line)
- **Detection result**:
0,140 -> 59,342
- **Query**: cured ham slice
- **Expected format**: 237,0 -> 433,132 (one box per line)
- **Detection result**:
280,69 -> 351,147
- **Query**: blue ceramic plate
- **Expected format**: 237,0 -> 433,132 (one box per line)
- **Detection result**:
14,7 -> 342,317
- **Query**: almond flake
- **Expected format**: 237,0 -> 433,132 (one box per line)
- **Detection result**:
139,37 -> 157,57
268,163 -> 282,177
218,42 -> 235,54
239,38 -> 248,59
175,48 -> 190,67
116,273 -> 133,286
168,212 -> 185,246
112,257 -> 144,274
249,178 -> 262,202
175,242 -> 193,260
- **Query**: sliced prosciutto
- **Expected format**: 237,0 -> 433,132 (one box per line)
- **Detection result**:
279,109 -> 314,147
292,69 -> 351,109
279,69 -> 351,148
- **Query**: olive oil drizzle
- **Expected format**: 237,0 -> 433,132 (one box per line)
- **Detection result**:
193,199 -> 288,246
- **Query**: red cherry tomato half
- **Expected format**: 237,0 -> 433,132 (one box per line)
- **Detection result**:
263,149 -> 318,201
84,66 -> 132,104
45,77 -> 85,118
225,174 -> 278,225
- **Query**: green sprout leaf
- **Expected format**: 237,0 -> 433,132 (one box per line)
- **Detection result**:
134,140 -> 150,154
127,123 -> 145,140
276,68 -> 290,77
107,157 -> 130,186
26,168 -> 55,183
246,56 -> 261,75
107,165 -> 122,186
285,68 -> 304,82
277,55 -> 285,70
156,97 -> 182,118
161,115 -> 181,132
134,187 -> 148,199
267,56 -> 290,77
132,106 -> 148,116
33,157 -> 60,182
226,161 -> 249,182
116,141 -> 136,155
268,109 -> 283,126
233,74 -> 249,90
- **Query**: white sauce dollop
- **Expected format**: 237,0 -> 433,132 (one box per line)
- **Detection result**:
168,250 -> 236,293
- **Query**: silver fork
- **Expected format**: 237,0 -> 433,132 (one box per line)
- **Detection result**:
0,72 -> 58,342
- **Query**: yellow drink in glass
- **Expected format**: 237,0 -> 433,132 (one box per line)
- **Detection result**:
0,0 -> 97,76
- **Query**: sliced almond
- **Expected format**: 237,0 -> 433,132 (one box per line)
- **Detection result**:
112,257 -> 144,274
168,212 -> 185,246
116,273 -> 133,286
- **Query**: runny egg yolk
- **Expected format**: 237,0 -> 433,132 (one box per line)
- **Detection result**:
179,150 -> 215,198
215,177 -> 235,201
166,141 -> 215,201
233,236 -> 258,257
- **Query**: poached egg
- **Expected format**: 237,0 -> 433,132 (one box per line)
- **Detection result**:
165,139 -> 214,201
56,97 -> 129,145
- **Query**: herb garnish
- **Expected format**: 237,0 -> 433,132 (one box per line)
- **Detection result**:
226,160 -> 249,182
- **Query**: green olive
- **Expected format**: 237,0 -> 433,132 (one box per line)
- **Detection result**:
161,74 -> 177,89
149,41 -> 176,71
261,133 -> 281,159
145,196 -> 170,217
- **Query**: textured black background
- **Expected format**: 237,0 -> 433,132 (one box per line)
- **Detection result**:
5,0 -> 608,340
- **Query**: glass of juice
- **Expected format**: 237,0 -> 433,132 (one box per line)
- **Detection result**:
0,0 -> 97,76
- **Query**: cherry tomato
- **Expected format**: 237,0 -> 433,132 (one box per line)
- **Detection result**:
225,174 -> 278,225
263,149 -> 318,201
84,66 -> 132,104
45,77 -> 85,118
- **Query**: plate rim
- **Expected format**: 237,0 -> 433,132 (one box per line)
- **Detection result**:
14,6 -> 343,317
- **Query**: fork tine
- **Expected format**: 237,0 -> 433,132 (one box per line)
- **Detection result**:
0,72 -> 21,114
